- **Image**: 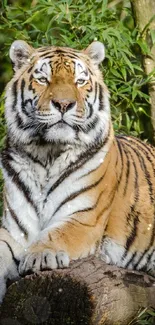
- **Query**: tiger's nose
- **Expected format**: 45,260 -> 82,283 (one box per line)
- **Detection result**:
51,99 -> 76,112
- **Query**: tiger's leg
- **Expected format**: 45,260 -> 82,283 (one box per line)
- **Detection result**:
0,228 -> 23,302
19,219 -> 106,275
100,236 -> 155,277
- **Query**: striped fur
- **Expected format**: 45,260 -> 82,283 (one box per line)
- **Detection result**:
0,40 -> 154,301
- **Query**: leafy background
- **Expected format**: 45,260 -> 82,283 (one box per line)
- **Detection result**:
0,1 -> 155,323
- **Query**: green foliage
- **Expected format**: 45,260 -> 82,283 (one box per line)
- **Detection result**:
129,308 -> 155,325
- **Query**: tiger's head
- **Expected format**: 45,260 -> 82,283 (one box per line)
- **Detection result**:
5,40 -> 111,147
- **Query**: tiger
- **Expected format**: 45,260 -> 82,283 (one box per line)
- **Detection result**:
0,39 -> 154,303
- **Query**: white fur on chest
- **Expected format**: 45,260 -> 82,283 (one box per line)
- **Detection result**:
3,143 -> 109,247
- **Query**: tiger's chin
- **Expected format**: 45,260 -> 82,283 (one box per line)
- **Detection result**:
43,123 -> 78,145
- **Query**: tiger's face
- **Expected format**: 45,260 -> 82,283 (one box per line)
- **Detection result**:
5,40 -> 110,146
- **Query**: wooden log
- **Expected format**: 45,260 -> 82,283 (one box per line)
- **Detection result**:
0,256 -> 154,325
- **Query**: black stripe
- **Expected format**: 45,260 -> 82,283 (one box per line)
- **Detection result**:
98,187 -> 117,232
121,144 -> 130,196
82,116 -> 99,133
133,219 -> 155,269
12,80 -> 18,111
88,68 -> 93,76
26,152 -> 46,168
27,66 -> 33,73
40,51 -> 54,58
0,238 -> 19,266
16,113 -> 23,128
87,102 -> 93,119
123,136 -> 155,177
115,144 -> 119,168
117,135 -> 155,161
21,78 -> 27,115
29,74 -> 33,82
72,187 -> 116,228
52,49 -> 79,55
125,212 -> 139,253
41,53 -> 80,60
124,135 -> 155,155
79,160 -> 108,180
93,82 -> 98,104
116,138 -> 124,187
146,248 -> 155,267
38,47 -> 51,52
5,195 -> 28,239
66,219 -> 95,228
137,249 -> 155,272
45,137 -> 109,201
16,113 -> 33,130
126,153 -> 139,217
120,137 -> 154,204
53,62 -> 62,71
133,249 -> 148,269
121,135 -> 155,265
119,140 -> 141,206
149,218 -> 155,247
28,81 -> 36,94
124,252 -> 137,268
70,189 -> 105,216
120,145 -> 139,255
98,84 -> 104,111
54,170 -> 107,216
1,150 -> 38,216
23,98 -> 33,116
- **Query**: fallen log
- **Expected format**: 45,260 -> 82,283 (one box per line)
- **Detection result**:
0,256 -> 154,325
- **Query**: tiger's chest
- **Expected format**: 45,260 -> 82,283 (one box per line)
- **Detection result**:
3,148 -> 83,246
3,144 -> 109,247
19,151 -> 83,222
10,149 -> 94,230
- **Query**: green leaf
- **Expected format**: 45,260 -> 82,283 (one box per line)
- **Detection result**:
150,29 -> 155,46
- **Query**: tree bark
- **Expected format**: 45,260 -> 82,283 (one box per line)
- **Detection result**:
131,0 -> 155,141
0,257 -> 154,325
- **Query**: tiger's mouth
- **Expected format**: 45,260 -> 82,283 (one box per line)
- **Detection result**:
35,110 -> 80,128
50,120 -> 71,128
35,114 -> 73,130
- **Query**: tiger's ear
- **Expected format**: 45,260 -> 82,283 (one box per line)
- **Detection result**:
9,40 -> 34,71
84,41 -> 105,65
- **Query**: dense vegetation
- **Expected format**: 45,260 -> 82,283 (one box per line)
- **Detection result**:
0,1 -> 155,323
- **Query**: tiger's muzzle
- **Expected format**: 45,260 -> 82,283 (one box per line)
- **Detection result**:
51,99 -> 76,113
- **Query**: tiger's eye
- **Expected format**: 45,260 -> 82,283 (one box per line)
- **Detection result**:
77,79 -> 86,85
38,77 -> 47,83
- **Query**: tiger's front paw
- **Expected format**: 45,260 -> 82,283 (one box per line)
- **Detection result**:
18,250 -> 70,275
